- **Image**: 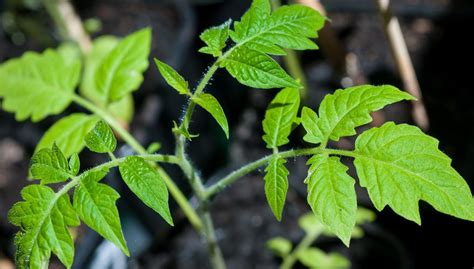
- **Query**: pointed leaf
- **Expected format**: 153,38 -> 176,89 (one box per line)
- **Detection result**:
154,58 -> 190,95
305,155 -> 357,246
221,46 -> 299,89
8,185 -> 79,268
30,144 -> 72,184
304,85 -> 415,145
199,20 -> 231,57
264,156 -> 289,221
85,121 -> 117,153
73,170 -> 129,255
68,153 -> 80,176
0,49 -> 80,122
191,93 -> 229,139
94,28 -> 151,102
301,106 -> 324,144
262,87 -> 300,148
119,156 -> 173,225
354,122 -> 474,223
35,113 -> 100,157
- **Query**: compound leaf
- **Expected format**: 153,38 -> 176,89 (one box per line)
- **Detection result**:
85,121 -> 117,153
305,155 -> 357,246
73,170 -> 129,255
264,156 -> 289,221
262,87 -> 300,148
8,185 -> 79,269
354,122 -> 474,223
154,58 -> 190,95
36,113 -> 100,157
303,85 -> 414,145
191,93 -> 229,139
119,156 -> 173,225
0,49 -> 80,122
199,20 -> 231,57
94,28 -> 151,102
220,46 -> 299,89
30,144 -> 72,184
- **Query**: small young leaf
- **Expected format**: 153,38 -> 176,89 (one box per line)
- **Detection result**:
298,213 -> 325,235
85,121 -> 117,153
266,237 -> 292,257
146,142 -> 162,153
172,121 -> 199,141
30,144 -> 72,184
119,156 -> 173,225
35,113 -> 100,157
305,155 -> 357,246
301,106 -> 323,144
264,156 -> 289,221
262,87 -> 300,148
69,153 -> 80,176
191,93 -> 229,139
8,185 -> 79,268
220,46 -> 300,89
94,28 -> 151,102
297,247 -> 350,268
303,85 -> 414,145
354,122 -> 474,223
73,170 -> 129,255
199,19 -> 231,57
0,49 -> 81,122
154,58 -> 190,95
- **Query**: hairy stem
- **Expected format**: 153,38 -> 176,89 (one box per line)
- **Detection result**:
72,94 -> 203,231
280,228 -> 322,269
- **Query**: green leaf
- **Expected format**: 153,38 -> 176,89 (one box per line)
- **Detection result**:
119,156 -> 173,225
262,87 -> 300,148
298,213 -> 325,235
264,156 -> 289,221
199,19 -> 231,57
94,28 -> 151,102
73,170 -> 129,255
85,121 -> 117,153
106,94 -> 135,124
220,46 -> 300,89
230,0 -> 324,55
303,85 -> 415,145
68,153 -> 80,176
266,237 -> 292,257
297,247 -> 350,269
301,106 -> 324,144
191,93 -> 229,139
30,144 -> 72,184
356,207 -> 376,224
154,58 -> 190,95
35,113 -> 100,157
8,185 -> 79,269
0,49 -> 81,122
305,155 -> 357,246
354,122 -> 474,223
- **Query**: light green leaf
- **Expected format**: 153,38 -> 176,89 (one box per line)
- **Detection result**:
264,156 -> 289,221
154,58 -> 190,95
262,87 -> 300,148
8,185 -> 79,269
119,156 -> 173,225
356,207 -> 376,224
85,121 -> 117,153
191,93 -> 229,139
73,170 -> 129,255
146,142 -> 161,153
354,122 -> 474,223
303,85 -> 415,145
94,28 -> 151,102
199,19 -> 231,57
30,144 -> 72,184
297,247 -> 350,269
305,155 -> 357,246
0,49 -> 81,122
301,106 -> 323,144
266,237 -> 292,257
106,94 -> 135,124
68,153 -> 80,176
220,46 -> 299,89
35,113 -> 100,157
298,213 -> 325,235
230,0 -> 324,55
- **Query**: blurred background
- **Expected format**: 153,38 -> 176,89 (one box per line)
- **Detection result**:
0,0 -> 473,268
